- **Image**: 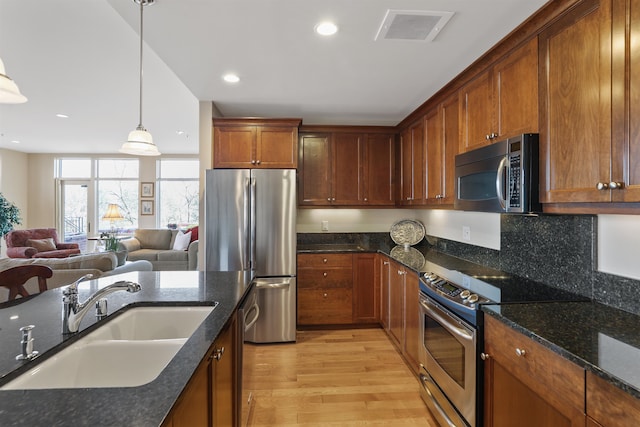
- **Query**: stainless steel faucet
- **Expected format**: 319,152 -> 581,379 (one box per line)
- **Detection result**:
62,275 -> 141,334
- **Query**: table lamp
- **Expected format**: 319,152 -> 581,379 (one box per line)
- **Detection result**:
102,203 -> 124,233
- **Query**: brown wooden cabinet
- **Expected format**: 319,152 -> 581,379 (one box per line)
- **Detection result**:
378,254 -> 391,331
213,118 -> 301,169
540,0 -> 640,207
459,37 -> 539,152
586,370 -> 640,427
425,94 -> 458,206
352,253 -> 378,324
483,315 -> 585,427
298,129 -> 395,206
387,258 -> 419,374
164,313 -> 239,427
399,118 -> 426,205
297,253 -> 353,325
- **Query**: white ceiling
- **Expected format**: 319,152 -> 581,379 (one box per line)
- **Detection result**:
0,0 -> 548,155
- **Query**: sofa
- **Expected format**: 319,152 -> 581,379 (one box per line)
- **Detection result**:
118,228 -> 199,271
5,228 -> 81,258
0,252 -> 153,303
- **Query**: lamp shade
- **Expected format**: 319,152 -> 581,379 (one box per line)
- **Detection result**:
120,126 -> 161,156
0,57 -> 27,104
102,204 -> 125,221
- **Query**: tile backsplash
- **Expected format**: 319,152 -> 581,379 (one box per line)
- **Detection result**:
299,214 -> 640,316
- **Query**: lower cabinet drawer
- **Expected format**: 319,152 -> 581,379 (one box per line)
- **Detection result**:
298,268 -> 353,289
484,315 -> 585,412
297,289 -> 353,325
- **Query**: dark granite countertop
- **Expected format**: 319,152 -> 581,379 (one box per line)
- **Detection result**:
0,270 -> 253,426
482,302 -> 640,400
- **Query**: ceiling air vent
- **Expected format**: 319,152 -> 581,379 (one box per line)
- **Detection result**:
375,9 -> 454,42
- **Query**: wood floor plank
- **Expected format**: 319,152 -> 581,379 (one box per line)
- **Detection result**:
245,328 -> 438,426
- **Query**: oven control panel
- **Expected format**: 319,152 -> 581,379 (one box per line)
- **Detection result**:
421,272 -> 490,307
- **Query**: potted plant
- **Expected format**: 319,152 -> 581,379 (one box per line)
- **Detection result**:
0,193 -> 22,244
100,231 -> 127,266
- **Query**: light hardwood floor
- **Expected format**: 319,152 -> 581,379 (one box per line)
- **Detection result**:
244,328 -> 438,426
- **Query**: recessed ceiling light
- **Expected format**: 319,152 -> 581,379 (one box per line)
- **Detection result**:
223,74 -> 240,83
56,113 -> 69,118
315,21 -> 338,36
11,140 -> 20,144
176,130 -> 185,135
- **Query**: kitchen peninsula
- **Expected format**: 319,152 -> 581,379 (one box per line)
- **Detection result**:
0,270 -> 252,426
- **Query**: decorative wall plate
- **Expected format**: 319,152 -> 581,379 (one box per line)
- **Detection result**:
390,219 -> 426,246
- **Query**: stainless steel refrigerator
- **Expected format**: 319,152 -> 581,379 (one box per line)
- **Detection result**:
205,169 -> 296,343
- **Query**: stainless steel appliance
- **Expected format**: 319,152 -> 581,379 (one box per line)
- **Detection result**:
205,169 -> 297,343
454,133 -> 540,213
418,271 -> 491,427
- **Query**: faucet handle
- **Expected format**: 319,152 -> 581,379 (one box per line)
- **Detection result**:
96,298 -> 108,320
16,325 -> 38,361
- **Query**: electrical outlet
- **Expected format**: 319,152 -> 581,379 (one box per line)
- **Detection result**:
462,226 -> 471,241
321,220 -> 329,231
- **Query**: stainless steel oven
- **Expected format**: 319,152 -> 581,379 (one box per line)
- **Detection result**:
418,272 -> 491,427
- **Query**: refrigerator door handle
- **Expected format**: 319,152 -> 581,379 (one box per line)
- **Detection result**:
242,176 -> 252,271
250,176 -> 257,271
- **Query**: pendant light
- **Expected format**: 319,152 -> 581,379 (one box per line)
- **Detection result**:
120,0 -> 160,156
0,57 -> 27,104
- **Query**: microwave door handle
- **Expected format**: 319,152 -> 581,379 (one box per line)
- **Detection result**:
496,156 -> 508,210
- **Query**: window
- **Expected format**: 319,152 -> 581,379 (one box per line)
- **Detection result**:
157,159 -> 199,229
57,158 -> 139,246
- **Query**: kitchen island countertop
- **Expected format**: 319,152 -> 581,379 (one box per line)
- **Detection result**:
0,270 -> 253,426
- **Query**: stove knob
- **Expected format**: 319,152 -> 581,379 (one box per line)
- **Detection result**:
460,290 -> 471,299
467,294 -> 479,304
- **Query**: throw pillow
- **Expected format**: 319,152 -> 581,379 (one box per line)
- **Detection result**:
26,238 -> 57,252
186,226 -> 198,243
172,231 -> 192,251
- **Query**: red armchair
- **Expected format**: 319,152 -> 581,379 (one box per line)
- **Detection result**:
5,228 -> 80,259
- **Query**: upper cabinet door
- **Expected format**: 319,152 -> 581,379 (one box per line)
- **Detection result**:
539,0 -> 612,203
213,125 -> 256,168
333,133 -> 364,205
365,133 -> 395,205
298,133 -> 332,205
256,127 -> 299,168
399,119 -> 425,205
459,70 -> 494,152
494,37 -> 539,140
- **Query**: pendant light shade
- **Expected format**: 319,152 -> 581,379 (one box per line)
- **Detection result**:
0,57 -> 27,104
120,0 -> 160,156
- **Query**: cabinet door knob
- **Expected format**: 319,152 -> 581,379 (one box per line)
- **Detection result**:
480,352 -> 490,361
609,181 -> 624,190
256,160 -> 261,165
251,160 -> 256,165
323,293 -> 328,298
323,258 -> 328,263
213,346 -> 225,361
327,198 -> 332,201
515,348 -> 526,357
491,132 -> 498,139
596,182 -> 609,190
486,134 -> 491,140
383,261 -> 389,265
364,198 -> 368,201
323,272 -> 327,277
332,197 -> 336,201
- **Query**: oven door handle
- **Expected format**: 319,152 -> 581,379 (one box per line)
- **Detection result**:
420,299 -> 474,341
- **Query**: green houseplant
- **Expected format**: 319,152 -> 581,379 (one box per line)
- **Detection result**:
0,193 -> 22,239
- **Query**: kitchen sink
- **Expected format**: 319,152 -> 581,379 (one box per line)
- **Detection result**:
1,305 -> 215,390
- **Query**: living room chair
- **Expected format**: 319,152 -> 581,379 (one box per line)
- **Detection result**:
0,265 -> 53,301
4,228 -> 80,258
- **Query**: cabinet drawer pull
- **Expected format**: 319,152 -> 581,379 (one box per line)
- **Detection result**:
515,348 -> 526,357
323,258 -> 328,263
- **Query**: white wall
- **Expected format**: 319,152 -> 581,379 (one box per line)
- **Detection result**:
598,215 -> 640,280
297,208 -> 501,250
0,148 -> 29,225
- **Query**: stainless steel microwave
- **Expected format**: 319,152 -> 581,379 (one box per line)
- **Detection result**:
454,133 -> 540,213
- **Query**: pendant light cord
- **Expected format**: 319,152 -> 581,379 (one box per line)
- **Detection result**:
137,0 -> 144,129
